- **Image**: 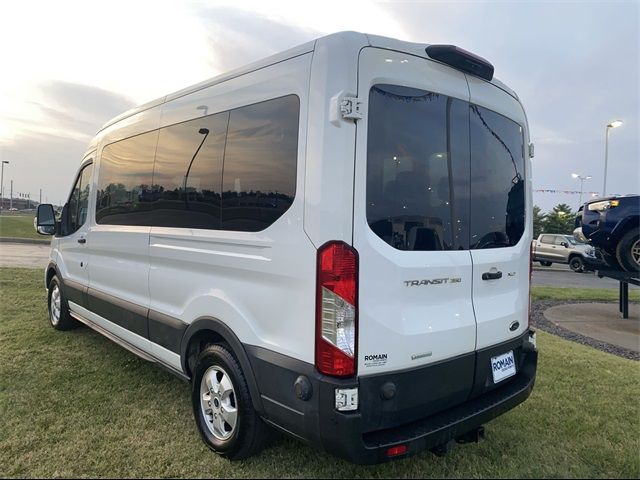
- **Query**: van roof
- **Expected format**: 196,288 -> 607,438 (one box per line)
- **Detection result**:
97,31 -> 518,135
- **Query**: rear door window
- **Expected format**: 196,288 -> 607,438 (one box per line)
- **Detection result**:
366,84 -> 525,251
366,84 -> 470,251
469,105 -> 525,249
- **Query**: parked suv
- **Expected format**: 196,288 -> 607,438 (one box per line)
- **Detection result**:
574,195 -> 640,272
531,234 -> 596,272
35,32 -> 537,464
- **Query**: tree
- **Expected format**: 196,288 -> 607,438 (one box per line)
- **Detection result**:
543,203 -> 575,234
533,205 -> 546,238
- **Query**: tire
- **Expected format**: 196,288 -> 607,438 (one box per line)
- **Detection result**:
540,261 -> 552,267
191,344 -> 267,460
616,230 -> 640,272
569,256 -> 584,273
47,276 -> 78,331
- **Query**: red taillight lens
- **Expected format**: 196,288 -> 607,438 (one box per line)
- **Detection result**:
316,241 -> 358,377
386,444 -> 408,458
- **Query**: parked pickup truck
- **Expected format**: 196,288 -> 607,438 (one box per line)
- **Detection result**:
532,234 -> 596,272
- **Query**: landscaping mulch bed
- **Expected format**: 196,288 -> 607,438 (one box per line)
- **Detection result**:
531,299 -> 639,361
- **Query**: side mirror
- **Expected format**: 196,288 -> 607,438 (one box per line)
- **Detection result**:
561,242 -> 569,248
36,204 -> 56,235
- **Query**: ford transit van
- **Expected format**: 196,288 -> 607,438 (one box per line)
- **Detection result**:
36,31 -> 537,464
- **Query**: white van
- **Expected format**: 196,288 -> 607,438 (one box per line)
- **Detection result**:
36,32 -> 537,464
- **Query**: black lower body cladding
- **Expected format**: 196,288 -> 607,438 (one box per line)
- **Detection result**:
246,331 -> 537,464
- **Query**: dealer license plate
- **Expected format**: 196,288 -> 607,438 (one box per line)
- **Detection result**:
491,350 -> 516,384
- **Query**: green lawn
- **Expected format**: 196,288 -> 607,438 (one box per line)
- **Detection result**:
0,215 -> 44,240
1,268 -> 638,478
532,286 -> 640,302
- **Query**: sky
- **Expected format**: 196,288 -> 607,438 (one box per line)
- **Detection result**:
0,0 -> 637,211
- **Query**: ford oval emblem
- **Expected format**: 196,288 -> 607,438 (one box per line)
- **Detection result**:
509,321 -> 520,332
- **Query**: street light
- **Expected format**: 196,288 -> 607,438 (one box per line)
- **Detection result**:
0,161 -> 8,211
603,120 -> 623,197
571,173 -> 592,206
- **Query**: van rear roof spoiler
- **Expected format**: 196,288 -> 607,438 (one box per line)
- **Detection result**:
425,45 -> 494,81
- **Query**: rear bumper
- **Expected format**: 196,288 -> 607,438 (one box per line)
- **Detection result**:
246,331 -> 537,464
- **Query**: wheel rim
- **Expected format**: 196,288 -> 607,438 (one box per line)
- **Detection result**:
200,366 -> 238,440
632,239 -> 640,266
50,284 -> 61,325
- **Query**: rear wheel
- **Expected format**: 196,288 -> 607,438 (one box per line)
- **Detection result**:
569,256 -> 584,273
191,344 -> 267,460
539,261 -> 552,267
616,230 -> 640,272
47,276 -> 78,331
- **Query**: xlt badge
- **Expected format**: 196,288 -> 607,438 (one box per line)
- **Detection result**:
404,278 -> 462,287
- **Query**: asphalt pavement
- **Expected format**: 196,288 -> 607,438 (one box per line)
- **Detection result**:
531,267 -> 631,289
0,242 -> 51,269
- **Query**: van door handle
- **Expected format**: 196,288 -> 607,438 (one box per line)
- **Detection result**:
77,238 -> 86,244
482,271 -> 502,280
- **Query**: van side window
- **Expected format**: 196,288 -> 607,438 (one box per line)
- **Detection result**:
469,105 -> 525,249
150,112 -> 229,229
64,163 -> 93,235
96,131 -> 157,225
221,95 -> 299,232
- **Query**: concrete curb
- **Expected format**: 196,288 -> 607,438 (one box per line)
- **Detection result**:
0,237 -> 51,245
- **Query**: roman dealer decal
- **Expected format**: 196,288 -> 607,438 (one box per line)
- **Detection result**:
492,355 -> 514,372
364,353 -> 388,368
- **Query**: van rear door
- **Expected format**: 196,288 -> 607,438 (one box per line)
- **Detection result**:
466,77 -> 530,352
353,47 -> 476,388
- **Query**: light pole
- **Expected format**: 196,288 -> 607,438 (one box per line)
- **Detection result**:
603,120 -> 623,197
0,160 -> 8,210
571,173 -> 592,207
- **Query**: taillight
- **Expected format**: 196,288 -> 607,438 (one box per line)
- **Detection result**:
316,241 -> 358,377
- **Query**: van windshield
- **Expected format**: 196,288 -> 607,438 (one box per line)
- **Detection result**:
366,84 -> 525,251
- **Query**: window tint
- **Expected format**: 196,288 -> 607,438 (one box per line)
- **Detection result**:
150,112 -> 229,229
96,131 -> 157,225
540,235 -> 553,244
65,163 -> 93,235
469,105 -> 525,249
366,85 -> 470,251
221,95 -> 299,232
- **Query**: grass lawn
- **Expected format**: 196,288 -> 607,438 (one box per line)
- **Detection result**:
532,286 -> 640,302
0,215 -> 44,240
1,268 -> 638,478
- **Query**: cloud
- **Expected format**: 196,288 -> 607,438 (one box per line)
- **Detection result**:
1,81 -> 136,144
0,81 -> 136,204
195,6 -> 320,72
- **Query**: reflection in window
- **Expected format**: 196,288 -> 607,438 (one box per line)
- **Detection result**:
469,105 -> 525,248
366,84 -> 470,251
66,163 -> 93,235
150,112 -> 229,229
96,131 -> 157,225
221,95 -> 299,232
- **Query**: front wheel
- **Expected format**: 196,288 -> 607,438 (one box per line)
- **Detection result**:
191,344 -> 267,460
569,256 -> 584,273
616,230 -> 640,272
47,276 -> 78,331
